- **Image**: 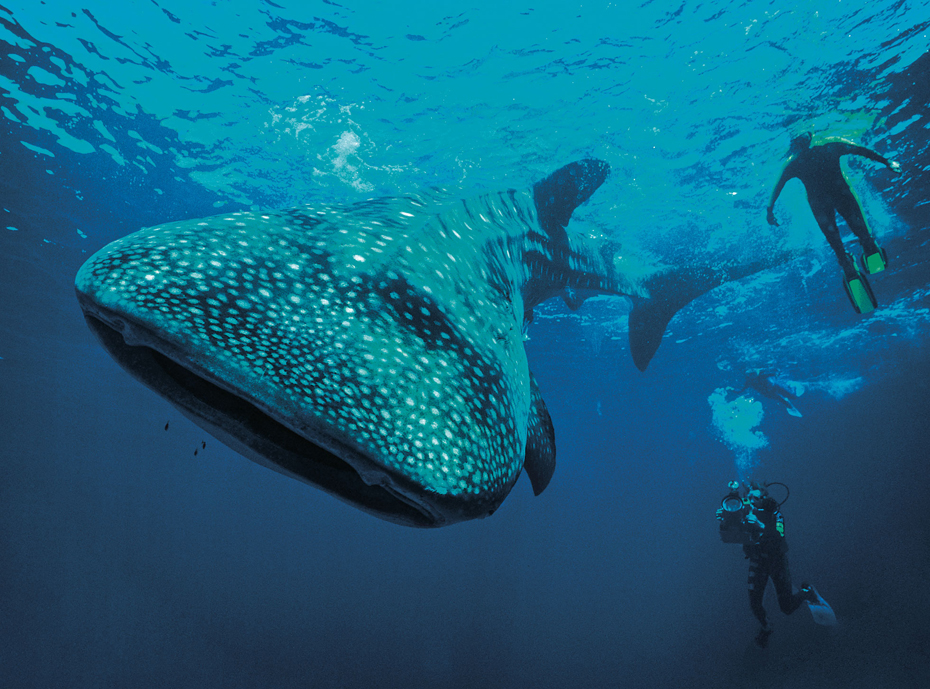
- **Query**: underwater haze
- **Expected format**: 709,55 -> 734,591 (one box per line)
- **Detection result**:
2,1 -> 929,687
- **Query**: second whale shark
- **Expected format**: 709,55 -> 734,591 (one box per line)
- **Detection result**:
75,159 -> 768,527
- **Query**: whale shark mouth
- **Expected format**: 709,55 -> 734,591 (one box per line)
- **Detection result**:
79,302 -> 446,528
71,158 -> 787,527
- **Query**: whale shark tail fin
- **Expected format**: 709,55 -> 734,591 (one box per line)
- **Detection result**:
628,258 -> 776,372
629,296 -> 683,372
630,265 -> 720,371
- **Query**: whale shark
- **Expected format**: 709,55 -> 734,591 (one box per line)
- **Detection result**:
75,159 -> 767,527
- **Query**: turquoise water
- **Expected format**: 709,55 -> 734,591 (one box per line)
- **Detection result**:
5,1 -> 928,338
5,1 -> 926,203
2,2 -> 929,687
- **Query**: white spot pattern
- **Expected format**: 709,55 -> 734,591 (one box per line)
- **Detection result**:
75,182 -> 629,519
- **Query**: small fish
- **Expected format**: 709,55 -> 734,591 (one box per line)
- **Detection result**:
164,421 -> 169,431
202,441 -> 206,449
194,449 -> 199,457
76,159 -> 784,527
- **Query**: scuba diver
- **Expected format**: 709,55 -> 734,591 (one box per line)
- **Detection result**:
717,481 -> 821,648
766,132 -> 902,314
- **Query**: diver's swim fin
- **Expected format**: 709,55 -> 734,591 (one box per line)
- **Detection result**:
843,271 -> 877,314
861,247 -> 888,275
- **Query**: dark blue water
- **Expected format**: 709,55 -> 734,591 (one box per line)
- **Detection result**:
2,2 -> 929,687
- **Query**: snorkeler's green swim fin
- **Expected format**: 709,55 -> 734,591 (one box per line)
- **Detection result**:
861,247 -> 888,275
843,271 -> 877,314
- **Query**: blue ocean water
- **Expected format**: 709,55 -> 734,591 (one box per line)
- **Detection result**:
2,1 -> 929,687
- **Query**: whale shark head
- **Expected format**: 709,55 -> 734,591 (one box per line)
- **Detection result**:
75,159 -> 758,526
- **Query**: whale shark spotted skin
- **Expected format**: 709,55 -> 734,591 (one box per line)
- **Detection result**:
75,159 -> 753,526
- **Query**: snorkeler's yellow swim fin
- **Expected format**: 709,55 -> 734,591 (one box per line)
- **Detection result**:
861,247 -> 888,275
843,272 -> 877,314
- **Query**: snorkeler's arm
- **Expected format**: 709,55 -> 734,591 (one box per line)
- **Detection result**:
766,165 -> 793,226
843,143 -> 902,173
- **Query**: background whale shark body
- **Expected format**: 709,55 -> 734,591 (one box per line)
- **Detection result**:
75,159 -> 769,526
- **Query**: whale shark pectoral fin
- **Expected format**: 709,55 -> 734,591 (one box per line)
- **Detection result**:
523,373 -> 556,496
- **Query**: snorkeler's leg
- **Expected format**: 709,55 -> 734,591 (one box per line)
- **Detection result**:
836,186 -> 887,274
836,186 -> 879,254
813,207 -> 858,279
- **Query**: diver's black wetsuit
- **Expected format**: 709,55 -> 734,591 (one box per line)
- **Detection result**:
742,497 -> 809,628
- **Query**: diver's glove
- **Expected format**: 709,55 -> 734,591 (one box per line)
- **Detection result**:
743,512 -> 765,535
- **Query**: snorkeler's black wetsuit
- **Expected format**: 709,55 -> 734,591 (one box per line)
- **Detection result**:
772,142 -> 886,278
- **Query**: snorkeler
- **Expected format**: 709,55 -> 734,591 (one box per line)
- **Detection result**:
766,132 -> 901,313
717,482 -> 822,648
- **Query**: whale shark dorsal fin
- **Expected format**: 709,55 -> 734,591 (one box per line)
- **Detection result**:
523,372 -> 556,496
533,159 -> 611,242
